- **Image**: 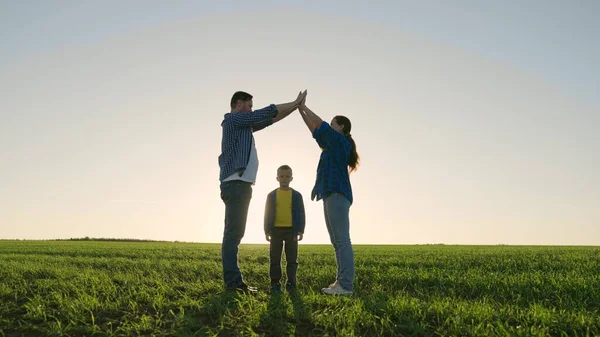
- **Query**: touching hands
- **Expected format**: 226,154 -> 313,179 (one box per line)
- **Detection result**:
295,90 -> 307,107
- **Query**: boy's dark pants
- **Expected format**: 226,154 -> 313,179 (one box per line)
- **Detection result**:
269,227 -> 298,286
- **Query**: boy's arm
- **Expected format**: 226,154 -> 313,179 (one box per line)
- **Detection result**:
298,193 -> 306,235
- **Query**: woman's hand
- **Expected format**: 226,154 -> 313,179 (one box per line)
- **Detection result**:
295,90 -> 307,106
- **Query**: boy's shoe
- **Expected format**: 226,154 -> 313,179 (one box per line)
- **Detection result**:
285,282 -> 296,292
321,283 -> 353,296
229,283 -> 258,295
270,284 -> 282,294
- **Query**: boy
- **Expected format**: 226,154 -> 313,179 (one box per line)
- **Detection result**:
264,165 -> 306,293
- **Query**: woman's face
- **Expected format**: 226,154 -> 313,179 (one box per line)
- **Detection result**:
331,118 -> 344,133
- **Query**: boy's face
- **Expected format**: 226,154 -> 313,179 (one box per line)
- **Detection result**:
276,169 -> 293,188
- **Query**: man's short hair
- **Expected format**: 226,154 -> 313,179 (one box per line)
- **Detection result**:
230,91 -> 253,109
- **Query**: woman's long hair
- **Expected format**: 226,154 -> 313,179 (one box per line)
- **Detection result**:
334,115 -> 360,172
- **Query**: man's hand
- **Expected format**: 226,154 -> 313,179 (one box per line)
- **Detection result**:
273,89 -> 307,123
297,90 -> 307,104
295,233 -> 303,241
299,94 -> 307,109
295,90 -> 307,106
266,234 -> 271,242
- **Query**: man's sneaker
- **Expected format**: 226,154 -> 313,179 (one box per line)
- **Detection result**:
270,284 -> 282,294
229,283 -> 258,295
321,283 -> 353,296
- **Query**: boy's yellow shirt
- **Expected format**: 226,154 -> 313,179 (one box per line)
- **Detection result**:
274,188 -> 293,227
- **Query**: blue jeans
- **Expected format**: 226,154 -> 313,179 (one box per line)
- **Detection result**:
220,180 -> 252,289
323,192 -> 354,290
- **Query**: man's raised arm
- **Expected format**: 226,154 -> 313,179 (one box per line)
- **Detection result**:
273,90 -> 307,123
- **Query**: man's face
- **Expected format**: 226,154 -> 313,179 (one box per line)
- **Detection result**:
276,169 -> 293,188
236,99 -> 253,112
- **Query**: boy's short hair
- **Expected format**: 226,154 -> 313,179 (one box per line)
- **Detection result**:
277,165 -> 292,173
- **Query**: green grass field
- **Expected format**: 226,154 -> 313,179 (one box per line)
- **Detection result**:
1,240 -> 599,337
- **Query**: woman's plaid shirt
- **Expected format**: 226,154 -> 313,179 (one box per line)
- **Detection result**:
311,121 -> 354,205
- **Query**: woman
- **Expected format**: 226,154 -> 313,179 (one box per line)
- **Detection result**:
298,99 -> 360,296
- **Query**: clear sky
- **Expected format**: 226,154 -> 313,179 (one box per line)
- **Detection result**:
1,1 -> 598,245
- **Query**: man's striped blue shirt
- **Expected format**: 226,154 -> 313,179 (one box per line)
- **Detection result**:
218,104 -> 278,182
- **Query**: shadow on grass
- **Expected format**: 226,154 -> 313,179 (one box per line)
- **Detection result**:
256,291 -> 287,336
172,290 -> 243,337
289,290 -> 319,336
255,290 -> 317,337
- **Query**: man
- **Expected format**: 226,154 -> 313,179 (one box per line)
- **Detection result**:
218,89 -> 307,294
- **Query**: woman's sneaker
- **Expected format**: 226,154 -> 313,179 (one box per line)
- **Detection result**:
321,283 -> 353,296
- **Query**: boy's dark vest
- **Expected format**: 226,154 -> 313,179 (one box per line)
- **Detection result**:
264,188 -> 306,236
